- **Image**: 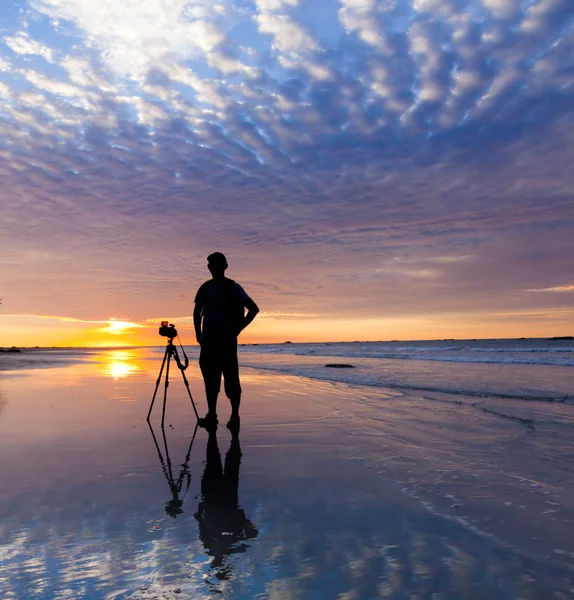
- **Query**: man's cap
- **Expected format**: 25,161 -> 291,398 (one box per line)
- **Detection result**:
207,252 -> 228,267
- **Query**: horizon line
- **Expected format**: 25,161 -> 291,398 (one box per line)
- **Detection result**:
2,334 -> 573,351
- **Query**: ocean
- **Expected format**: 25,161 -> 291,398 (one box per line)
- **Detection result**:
233,338 -> 574,402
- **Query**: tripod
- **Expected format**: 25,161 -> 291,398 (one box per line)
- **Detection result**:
147,338 -> 200,426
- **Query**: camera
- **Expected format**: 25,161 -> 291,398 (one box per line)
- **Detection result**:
159,321 -> 178,339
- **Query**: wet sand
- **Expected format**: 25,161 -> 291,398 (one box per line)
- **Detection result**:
0,348 -> 572,599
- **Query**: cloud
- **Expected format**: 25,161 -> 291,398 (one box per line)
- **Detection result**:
99,319 -> 145,333
256,0 -> 300,11
256,13 -> 319,54
482,0 -> 520,19
256,311 -> 321,319
339,0 -> 388,50
30,0 -> 229,78
528,285 -> 574,293
0,0 -> 572,332
19,68 -> 83,97
5,32 -> 55,62
0,314 -> 147,325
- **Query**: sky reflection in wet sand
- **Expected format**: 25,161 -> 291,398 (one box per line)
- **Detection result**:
0,349 -> 572,599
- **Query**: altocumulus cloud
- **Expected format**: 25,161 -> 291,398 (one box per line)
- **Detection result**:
0,0 -> 573,326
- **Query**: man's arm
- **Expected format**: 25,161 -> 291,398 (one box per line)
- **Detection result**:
237,297 -> 259,335
193,303 -> 203,345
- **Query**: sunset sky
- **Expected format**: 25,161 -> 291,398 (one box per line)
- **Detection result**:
1,0 -> 573,347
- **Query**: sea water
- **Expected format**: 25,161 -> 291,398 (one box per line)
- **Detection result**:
234,338 -> 574,402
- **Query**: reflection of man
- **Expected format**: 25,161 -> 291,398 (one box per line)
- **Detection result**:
194,252 -> 259,429
194,429 -> 258,580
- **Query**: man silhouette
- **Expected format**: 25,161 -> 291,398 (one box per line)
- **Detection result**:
194,252 -> 259,429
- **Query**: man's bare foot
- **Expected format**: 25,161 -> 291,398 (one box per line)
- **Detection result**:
198,413 -> 218,430
226,415 -> 240,430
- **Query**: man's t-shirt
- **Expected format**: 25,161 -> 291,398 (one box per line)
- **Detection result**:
195,278 -> 250,343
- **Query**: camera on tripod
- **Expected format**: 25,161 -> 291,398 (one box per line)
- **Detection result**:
159,321 -> 178,339
148,321 -> 198,426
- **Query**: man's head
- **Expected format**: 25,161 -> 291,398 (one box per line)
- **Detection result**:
207,252 -> 228,278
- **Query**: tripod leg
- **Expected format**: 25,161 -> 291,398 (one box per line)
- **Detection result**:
161,351 -> 172,428
147,347 -> 169,421
172,347 -> 200,421
180,369 -> 200,421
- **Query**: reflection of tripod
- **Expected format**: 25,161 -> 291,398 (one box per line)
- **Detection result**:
148,421 -> 199,517
147,338 -> 199,426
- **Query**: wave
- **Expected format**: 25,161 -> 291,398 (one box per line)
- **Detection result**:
465,347 -> 574,353
320,353 -> 574,367
241,348 -> 574,367
240,362 -> 574,404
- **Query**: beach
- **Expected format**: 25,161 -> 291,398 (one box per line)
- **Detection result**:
0,343 -> 573,599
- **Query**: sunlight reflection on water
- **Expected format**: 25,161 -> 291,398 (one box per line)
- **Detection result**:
99,349 -> 142,380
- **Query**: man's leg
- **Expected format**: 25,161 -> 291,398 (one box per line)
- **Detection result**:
222,341 -> 241,425
199,344 -> 222,423
206,390 -> 219,418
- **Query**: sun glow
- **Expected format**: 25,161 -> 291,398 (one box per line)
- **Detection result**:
100,319 -> 144,334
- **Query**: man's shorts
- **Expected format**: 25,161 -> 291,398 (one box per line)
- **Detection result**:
199,338 -> 241,399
